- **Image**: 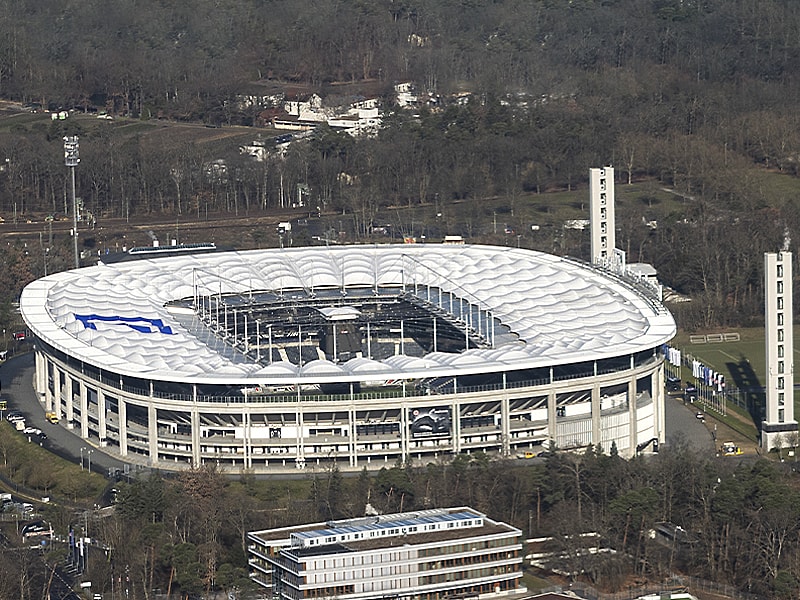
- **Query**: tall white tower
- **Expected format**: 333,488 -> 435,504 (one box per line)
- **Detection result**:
589,166 -> 616,268
762,251 -> 797,452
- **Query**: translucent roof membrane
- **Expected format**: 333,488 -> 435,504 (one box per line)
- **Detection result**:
20,244 -> 676,385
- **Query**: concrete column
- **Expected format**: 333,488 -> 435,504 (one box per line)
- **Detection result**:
628,377 -> 638,456
654,367 -> 666,444
62,373 -> 72,418
501,395 -> 511,457
41,354 -> 49,398
65,371 -> 75,424
97,389 -> 107,446
34,351 -> 45,398
148,403 -> 158,466
349,407 -> 357,468
36,353 -> 47,407
80,382 -> 89,439
51,367 -> 61,413
452,400 -> 461,454
547,391 -> 557,448
243,410 -> 251,470
400,403 -> 409,461
118,400 -> 128,457
191,385 -> 201,467
296,402 -> 304,464
591,384 -> 601,450
191,408 -> 201,468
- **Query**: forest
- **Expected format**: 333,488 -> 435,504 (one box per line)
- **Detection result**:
2,445 -> 800,599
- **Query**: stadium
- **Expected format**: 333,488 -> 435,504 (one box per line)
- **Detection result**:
19,243 -> 676,472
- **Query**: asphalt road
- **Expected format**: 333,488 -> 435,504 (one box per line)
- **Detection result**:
663,392 -> 718,455
0,353 -> 129,480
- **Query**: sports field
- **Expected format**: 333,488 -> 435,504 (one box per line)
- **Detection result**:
673,329 -> 768,392
671,327 -> 800,388
671,327 -> 800,432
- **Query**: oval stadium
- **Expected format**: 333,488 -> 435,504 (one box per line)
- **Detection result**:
19,243 -> 676,472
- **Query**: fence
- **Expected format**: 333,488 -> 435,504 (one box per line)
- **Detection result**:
665,345 -> 765,438
540,573 -> 760,600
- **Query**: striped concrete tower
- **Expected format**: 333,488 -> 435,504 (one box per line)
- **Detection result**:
762,251 -> 797,452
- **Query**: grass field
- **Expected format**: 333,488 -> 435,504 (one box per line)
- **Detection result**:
0,421 -> 107,504
673,328 -> 769,390
670,327 -> 800,439
670,326 -> 800,391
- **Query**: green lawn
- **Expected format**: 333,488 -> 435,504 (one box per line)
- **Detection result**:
0,421 -> 106,505
670,327 -> 800,391
669,327 -> 800,436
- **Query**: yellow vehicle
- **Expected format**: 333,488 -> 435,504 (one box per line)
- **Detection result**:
720,441 -> 743,456
45,411 -> 59,424
516,451 -> 537,459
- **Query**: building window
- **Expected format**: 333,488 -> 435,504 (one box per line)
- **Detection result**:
778,281 -> 784,294
779,393 -> 785,406
778,313 -> 784,326
779,409 -> 785,423
779,345 -> 784,358
778,297 -> 784,310
778,264 -> 783,278
778,377 -> 784,390
779,329 -> 784,342
779,361 -> 784,374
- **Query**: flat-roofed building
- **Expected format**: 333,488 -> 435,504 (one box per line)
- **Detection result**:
247,507 -> 525,600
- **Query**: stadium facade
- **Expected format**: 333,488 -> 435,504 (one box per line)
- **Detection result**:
19,244 -> 676,472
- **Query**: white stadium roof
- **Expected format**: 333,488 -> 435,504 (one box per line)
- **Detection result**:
20,244 -> 676,384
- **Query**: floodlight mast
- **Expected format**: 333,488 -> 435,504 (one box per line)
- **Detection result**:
63,136 -> 80,269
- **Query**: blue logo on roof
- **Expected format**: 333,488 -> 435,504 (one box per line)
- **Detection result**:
74,314 -> 174,335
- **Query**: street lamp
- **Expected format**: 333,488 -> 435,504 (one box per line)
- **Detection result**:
63,136 -> 80,269
80,447 -> 85,470
87,449 -> 94,473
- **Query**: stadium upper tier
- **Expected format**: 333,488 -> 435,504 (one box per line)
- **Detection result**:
20,244 -> 676,385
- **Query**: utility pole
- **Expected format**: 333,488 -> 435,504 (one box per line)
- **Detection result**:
63,136 -> 80,269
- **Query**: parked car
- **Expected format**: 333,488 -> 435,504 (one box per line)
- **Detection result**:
665,376 -> 682,393
720,441 -> 743,456
22,426 -> 42,436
